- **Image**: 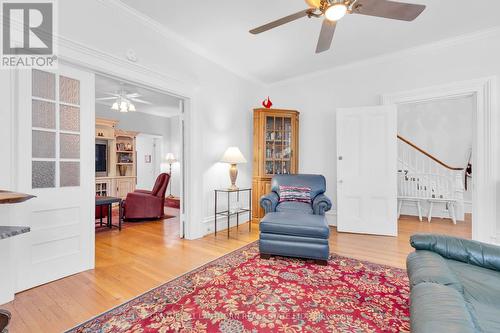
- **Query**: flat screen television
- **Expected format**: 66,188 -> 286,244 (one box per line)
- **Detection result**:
95,141 -> 108,177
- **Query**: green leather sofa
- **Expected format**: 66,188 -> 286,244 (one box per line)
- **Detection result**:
407,234 -> 500,333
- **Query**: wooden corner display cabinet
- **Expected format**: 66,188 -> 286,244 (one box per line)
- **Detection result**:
252,108 -> 299,219
95,118 -> 139,199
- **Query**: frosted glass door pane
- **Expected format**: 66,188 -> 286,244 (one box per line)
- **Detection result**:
60,105 -> 80,131
32,100 -> 55,129
32,70 -> 55,100
32,130 -> 55,158
59,76 -> 80,105
60,134 -> 80,159
32,161 -> 55,188
60,162 -> 80,187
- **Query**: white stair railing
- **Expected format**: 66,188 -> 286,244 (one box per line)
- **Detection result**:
397,135 -> 465,222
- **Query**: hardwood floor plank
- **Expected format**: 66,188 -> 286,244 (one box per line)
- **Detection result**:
3,209 -> 471,332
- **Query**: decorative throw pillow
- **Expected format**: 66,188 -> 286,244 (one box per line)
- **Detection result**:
279,185 -> 312,204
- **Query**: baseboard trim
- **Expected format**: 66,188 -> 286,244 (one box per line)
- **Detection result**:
326,211 -> 337,227
202,214 -> 251,235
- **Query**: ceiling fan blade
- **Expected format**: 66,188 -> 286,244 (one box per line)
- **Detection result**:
250,9 -> 310,34
353,0 -> 425,21
95,97 -> 117,101
126,93 -> 141,98
104,92 -> 120,97
316,20 -> 336,54
130,98 -> 152,105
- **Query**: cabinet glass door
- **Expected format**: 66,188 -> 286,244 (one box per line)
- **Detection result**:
265,115 -> 293,176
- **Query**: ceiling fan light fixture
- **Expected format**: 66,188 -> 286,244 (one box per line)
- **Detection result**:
325,3 -> 347,21
305,0 -> 322,8
128,103 -> 136,112
111,102 -> 119,111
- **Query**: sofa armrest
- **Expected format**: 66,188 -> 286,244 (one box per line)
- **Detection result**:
312,194 -> 332,215
410,234 -> 500,272
260,192 -> 279,214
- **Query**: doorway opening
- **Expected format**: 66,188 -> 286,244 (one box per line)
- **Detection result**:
396,95 -> 473,239
94,73 -> 185,239
382,77 -> 497,244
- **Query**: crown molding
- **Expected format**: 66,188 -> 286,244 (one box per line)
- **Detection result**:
55,34 -> 196,98
271,26 -> 500,86
98,0 -> 263,86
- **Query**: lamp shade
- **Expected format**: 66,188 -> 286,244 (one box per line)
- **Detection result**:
220,147 -> 247,164
165,153 -> 177,164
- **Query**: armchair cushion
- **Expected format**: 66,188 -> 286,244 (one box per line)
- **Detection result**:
272,174 -> 326,200
260,212 -> 330,239
278,185 -> 312,204
276,201 -> 313,214
312,194 -> 332,215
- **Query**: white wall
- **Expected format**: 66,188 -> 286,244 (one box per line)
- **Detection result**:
398,95 -> 474,167
0,0 -> 263,239
268,30 -> 500,237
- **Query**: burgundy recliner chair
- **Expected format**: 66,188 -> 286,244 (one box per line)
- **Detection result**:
123,173 -> 170,221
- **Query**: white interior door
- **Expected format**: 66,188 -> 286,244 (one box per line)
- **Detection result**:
13,64 -> 95,292
136,134 -> 162,191
336,105 -> 397,236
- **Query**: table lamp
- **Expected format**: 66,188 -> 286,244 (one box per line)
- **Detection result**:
165,153 -> 177,198
220,147 -> 247,190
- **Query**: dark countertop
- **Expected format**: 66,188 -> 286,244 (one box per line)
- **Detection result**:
0,226 -> 30,240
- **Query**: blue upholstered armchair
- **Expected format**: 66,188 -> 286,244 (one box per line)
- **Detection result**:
260,174 -> 332,216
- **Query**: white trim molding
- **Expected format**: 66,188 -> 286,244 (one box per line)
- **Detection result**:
272,27 -> 500,87
97,0 -> 262,85
382,77 -> 498,244
325,210 -> 337,227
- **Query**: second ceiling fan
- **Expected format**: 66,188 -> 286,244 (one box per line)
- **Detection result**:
250,0 -> 426,53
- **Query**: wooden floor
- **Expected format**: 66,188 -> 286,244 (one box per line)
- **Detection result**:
3,210 -> 471,333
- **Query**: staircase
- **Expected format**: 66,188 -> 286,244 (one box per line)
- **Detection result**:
397,135 -> 465,223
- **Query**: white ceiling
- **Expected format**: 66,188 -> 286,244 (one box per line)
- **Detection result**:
95,74 -> 181,118
119,0 -> 500,83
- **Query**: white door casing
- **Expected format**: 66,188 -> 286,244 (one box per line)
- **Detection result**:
136,134 -> 162,190
382,77 -> 498,244
336,105 -> 398,236
13,65 -> 95,292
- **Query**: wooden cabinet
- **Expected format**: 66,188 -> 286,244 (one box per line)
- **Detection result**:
252,108 -> 299,220
95,118 -> 138,199
115,177 -> 135,199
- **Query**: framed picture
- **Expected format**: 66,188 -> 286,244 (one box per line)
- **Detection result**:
145,155 -> 151,163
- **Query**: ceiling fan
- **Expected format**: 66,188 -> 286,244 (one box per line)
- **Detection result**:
249,0 -> 426,53
96,89 -> 152,113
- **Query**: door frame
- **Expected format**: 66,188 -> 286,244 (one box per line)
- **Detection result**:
57,41 -> 194,240
136,133 -> 164,190
382,77 -> 498,244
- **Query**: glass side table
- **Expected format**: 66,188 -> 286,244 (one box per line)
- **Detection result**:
214,188 -> 252,237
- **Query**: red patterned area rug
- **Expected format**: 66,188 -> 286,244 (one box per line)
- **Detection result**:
66,242 -> 410,333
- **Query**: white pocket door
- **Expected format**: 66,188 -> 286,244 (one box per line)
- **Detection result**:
13,65 -> 95,291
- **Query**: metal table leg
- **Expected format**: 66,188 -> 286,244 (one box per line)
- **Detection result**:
214,191 -> 217,236
118,200 -> 122,230
249,189 -> 252,231
108,203 -> 112,229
